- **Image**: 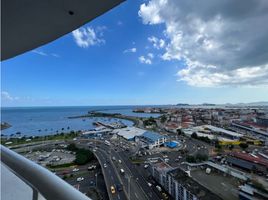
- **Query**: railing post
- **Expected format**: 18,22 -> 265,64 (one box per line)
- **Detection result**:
32,188 -> 38,200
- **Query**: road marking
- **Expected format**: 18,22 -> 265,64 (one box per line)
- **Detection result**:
118,194 -> 120,199
135,193 -> 138,198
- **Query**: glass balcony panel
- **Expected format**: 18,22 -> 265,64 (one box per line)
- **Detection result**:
1,163 -> 33,200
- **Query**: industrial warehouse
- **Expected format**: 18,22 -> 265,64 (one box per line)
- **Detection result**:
113,127 -> 168,149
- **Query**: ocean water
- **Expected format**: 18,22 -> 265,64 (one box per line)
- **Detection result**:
0,106 -> 160,136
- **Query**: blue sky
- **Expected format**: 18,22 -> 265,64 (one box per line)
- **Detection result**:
1,0 -> 268,107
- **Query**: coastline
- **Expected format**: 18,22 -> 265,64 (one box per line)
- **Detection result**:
68,111 -> 141,126
1,122 -> 12,130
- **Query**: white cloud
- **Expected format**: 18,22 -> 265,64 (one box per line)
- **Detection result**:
147,53 -> 154,59
124,48 -> 137,53
178,64 -> 268,87
139,0 -> 268,87
32,50 -> 47,56
1,91 -> 19,101
72,26 -> 105,48
32,50 -> 60,58
139,0 -> 166,24
148,36 -> 165,49
139,56 -> 152,64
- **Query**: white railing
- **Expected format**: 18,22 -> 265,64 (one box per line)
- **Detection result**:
1,145 -> 92,200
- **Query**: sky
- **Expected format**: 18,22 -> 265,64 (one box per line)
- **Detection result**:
1,0 -> 268,107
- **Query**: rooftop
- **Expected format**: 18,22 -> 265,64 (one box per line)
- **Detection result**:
153,161 -> 173,173
164,141 -> 177,148
231,152 -> 268,167
113,126 -> 145,140
141,131 -> 166,142
168,168 -> 223,200
205,125 -> 243,137
190,169 -> 240,200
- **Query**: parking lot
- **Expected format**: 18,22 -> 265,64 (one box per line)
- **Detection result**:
24,149 -> 75,167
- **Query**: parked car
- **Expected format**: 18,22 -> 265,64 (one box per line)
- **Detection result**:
88,165 -> 96,170
156,185 -> 162,192
72,168 -> 79,172
76,177 -> 84,182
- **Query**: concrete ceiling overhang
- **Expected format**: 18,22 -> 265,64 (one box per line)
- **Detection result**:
1,0 -> 124,61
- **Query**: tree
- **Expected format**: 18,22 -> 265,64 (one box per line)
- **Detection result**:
239,143 -> 248,150
75,149 -> 94,165
214,139 -> 221,149
196,154 -> 208,162
160,115 -> 167,123
177,129 -> 183,135
67,143 -> 78,152
186,155 -> 196,163
191,132 -> 198,139
143,117 -> 156,126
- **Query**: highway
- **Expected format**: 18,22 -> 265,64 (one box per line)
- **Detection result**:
96,143 -> 148,200
110,148 -> 148,200
78,139 -> 162,200
116,150 -> 162,200
99,141 -> 162,200
94,149 -> 127,200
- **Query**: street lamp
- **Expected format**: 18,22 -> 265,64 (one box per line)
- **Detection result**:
95,173 -> 98,188
127,175 -> 132,200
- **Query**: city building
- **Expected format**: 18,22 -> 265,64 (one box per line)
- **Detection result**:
112,126 -> 145,140
150,161 -> 173,189
138,131 -> 168,149
256,116 -> 268,127
183,125 -> 243,142
113,127 -> 168,149
231,121 -> 268,140
166,168 -> 223,200
227,152 -> 268,174
82,127 -> 112,138
150,161 -> 245,200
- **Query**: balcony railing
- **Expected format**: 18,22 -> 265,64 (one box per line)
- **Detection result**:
1,145 -> 91,200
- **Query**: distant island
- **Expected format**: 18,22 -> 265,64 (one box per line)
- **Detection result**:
1,122 -> 11,130
175,101 -> 268,107
176,103 -> 190,106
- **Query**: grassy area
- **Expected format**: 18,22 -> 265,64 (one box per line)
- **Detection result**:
1,131 -> 80,146
129,157 -> 144,164
131,159 -> 144,164
47,162 -> 76,169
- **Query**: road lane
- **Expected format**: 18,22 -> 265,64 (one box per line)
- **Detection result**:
93,149 -> 128,200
